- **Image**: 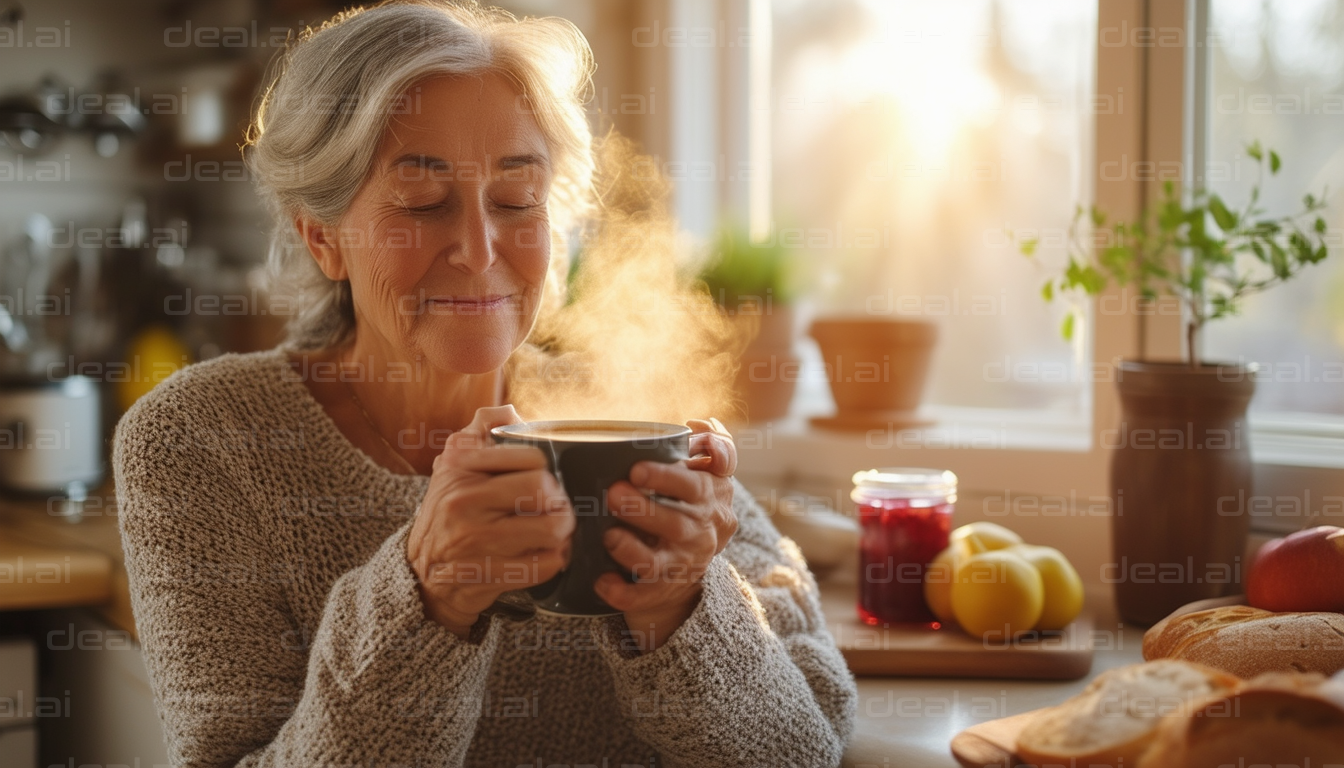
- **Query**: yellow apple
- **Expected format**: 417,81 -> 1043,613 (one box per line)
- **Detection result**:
923,546 -> 960,625
1006,544 -> 1084,630
925,523 -> 1027,629
950,550 -> 1044,638
951,521 -> 1024,554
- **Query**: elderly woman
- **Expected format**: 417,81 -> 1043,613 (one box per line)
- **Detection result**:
115,2 -> 856,766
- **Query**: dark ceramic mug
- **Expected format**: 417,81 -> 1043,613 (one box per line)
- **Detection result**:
490,419 -> 691,616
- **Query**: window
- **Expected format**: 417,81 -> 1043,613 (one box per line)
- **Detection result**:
770,0 -> 1098,421
1201,0 -> 1344,420
1191,0 -> 1344,527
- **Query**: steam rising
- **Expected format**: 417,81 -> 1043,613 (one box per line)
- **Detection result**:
507,135 -> 746,425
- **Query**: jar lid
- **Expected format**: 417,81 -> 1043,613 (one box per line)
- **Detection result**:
851,467 -> 957,500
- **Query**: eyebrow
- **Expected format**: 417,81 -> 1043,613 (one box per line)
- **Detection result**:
500,153 -> 547,170
386,153 -> 549,172
389,154 -> 451,171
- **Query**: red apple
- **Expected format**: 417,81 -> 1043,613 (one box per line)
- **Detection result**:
1246,526 -> 1344,612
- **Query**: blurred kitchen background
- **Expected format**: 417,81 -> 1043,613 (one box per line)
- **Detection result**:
1,0 -> 1343,765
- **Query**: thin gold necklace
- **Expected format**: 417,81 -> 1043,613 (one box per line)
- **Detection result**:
343,377 -> 420,476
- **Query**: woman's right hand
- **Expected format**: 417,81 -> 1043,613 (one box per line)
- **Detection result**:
407,405 -> 574,638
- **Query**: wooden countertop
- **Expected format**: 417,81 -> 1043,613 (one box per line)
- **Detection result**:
0,484 -> 134,638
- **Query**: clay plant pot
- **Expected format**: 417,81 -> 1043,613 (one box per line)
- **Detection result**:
1109,360 -> 1257,626
731,305 -> 799,423
809,318 -> 938,430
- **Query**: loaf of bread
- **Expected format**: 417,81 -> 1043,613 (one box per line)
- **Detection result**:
1137,671 -> 1344,767
1015,659 -> 1240,766
1143,605 -> 1344,678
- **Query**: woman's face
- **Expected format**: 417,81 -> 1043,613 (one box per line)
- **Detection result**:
334,73 -> 553,373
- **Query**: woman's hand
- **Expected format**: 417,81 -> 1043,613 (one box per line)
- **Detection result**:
596,418 -> 738,652
407,405 -> 575,639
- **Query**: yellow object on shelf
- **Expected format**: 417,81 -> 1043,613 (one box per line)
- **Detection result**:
117,326 -> 192,412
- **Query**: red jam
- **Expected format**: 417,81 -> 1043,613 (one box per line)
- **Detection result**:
854,468 -> 956,627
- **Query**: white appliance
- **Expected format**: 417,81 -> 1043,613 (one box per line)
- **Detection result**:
0,375 -> 102,504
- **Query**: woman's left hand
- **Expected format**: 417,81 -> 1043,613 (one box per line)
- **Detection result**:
596,418 -> 738,652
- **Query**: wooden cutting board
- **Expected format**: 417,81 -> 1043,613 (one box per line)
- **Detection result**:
949,709 -> 1041,768
820,581 -> 1094,679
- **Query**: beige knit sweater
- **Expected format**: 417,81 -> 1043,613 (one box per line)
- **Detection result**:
114,349 -> 857,768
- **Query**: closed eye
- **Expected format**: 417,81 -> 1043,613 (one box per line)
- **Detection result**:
404,203 -> 442,214
399,200 -> 540,214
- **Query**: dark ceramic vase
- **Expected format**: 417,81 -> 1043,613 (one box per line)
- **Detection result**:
1109,360 -> 1257,626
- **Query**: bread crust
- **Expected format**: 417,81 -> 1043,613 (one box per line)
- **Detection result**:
1143,605 -> 1344,678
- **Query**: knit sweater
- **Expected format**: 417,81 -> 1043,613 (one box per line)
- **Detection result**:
114,349 -> 857,768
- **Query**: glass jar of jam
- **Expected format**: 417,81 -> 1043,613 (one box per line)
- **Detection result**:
853,467 -> 957,626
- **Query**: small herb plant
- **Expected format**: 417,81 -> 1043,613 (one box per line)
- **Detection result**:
700,225 -> 795,313
1021,142 -> 1333,366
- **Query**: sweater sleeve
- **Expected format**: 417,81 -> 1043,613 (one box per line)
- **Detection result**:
115,394 -> 500,768
597,478 -> 858,767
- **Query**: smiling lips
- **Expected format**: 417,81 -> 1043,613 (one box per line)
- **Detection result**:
425,295 -> 515,314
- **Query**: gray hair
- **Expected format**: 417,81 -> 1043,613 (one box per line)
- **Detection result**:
245,0 -> 595,350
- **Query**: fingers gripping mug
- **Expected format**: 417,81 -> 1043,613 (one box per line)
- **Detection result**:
490,419 -> 691,616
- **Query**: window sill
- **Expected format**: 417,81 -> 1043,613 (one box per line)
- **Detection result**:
735,405 -> 1344,506
742,400 -> 1344,469
734,403 -> 1100,500
765,378 -> 1093,454
1249,412 -> 1344,469
750,406 -> 1092,453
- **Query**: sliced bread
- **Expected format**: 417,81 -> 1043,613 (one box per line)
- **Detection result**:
1137,671 -> 1344,768
1015,659 -> 1240,767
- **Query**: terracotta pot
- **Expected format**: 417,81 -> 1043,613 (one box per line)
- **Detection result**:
1109,360 -> 1256,626
731,305 -> 798,423
809,319 -> 938,413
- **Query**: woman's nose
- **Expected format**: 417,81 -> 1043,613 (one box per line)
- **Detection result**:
446,195 -> 496,274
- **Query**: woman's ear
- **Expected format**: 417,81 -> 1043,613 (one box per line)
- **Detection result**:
294,215 -> 348,281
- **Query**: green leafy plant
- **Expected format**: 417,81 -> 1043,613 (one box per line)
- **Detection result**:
700,225 -> 796,312
1021,142 -> 1333,366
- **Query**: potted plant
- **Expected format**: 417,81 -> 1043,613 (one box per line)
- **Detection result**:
802,247 -> 938,432
807,316 -> 937,431
700,225 -> 798,423
1022,142 -> 1334,625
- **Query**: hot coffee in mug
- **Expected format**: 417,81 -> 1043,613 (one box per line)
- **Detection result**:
490,419 -> 691,616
